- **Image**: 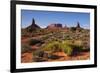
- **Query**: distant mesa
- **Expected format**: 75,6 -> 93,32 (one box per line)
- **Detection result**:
46,22 -> 81,30
47,23 -> 62,29
24,18 -> 82,32
26,18 -> 40,32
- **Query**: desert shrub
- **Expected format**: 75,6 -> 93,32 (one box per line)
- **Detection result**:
21,29 -> 31,37
62,46 -> 72,56
33,50 -> 50,62
71,44 -> 83,51
74,40 -> 82,46
41,40 -> 89,56
33,50 -> 44,57
42,35 -> 50,41
81,41 -> 90,51
21,44 -> 32,53
42,41 -> 62,52
27,28 -> 37,32
61,41 -> 73,56
70,27 -> 76,31
29,39 -> 43,45
41,40 -> 73,56
22,34 -> 29,37
70,44 -> 83,56
52,42 -> 62,52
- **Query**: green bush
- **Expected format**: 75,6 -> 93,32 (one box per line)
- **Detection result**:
33,50 -> 44,57
41,40 -> 73,56
69,43 -> 83,56
70,27 -> 76,31
42,41 -> 62,52
71,44 -> 83,52
61,41 -> 73,56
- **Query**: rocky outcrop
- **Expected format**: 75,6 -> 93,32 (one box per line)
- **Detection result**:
75,22 -> 83,32
26,18 -> 40,32
76,22 -> 81,28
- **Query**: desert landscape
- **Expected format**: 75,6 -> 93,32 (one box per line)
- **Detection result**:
21,18 -> 90,63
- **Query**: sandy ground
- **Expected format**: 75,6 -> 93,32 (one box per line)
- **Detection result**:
21,51 -> 90,63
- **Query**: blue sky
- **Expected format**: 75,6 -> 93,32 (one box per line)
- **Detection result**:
21,10 -> 90,29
